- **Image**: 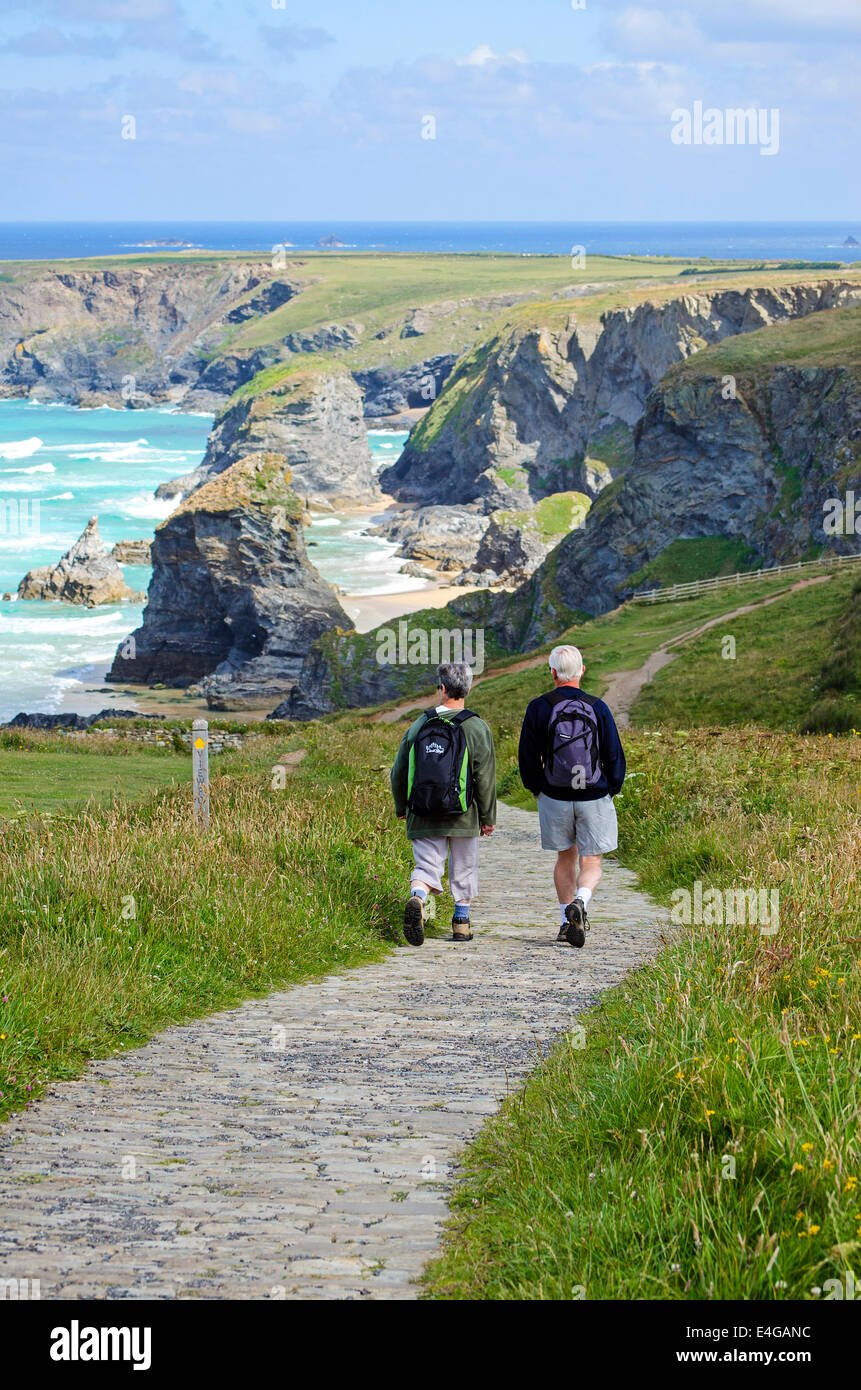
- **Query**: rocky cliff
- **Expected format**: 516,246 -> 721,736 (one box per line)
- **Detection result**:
19,517 -> 142,605
155,368 -> 377,507
107,452 -> 350,709
0,262 -> 295,407
382,281 -> 861,515
507,305 -> 861,648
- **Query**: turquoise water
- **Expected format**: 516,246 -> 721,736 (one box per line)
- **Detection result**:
307,429 -> 416,598
0,402 -> 408,720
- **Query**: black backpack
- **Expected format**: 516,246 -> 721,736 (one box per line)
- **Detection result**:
544,695 -> 603,792
407,708 -> 476,816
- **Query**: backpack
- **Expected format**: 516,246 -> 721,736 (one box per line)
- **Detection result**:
407,708 -> 477,817
544,695 -> 603,792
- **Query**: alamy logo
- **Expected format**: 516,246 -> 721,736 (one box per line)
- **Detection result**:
822,1273 -> 860,1300
823,490 -> 861,536
0,498 -> 40,537
0,1277 -> 40,1299
50,1321 -> 151,1371
671,102 -> 780,157
376,621 -> 485,674
671,880 -> 779,935
424,741 -> 445,755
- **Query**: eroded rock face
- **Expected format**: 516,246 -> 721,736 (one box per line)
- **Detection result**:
112,539 -> 152,564
459,515 -> 555,588
354,355 -> 457,419
107,453 -> 350,708
382,281 -> 861,514
156,371 -> 377,507
511,355 -> 861,649
370,506 -> 490,574
18,517 -> 142,606
0,263 -> 279,406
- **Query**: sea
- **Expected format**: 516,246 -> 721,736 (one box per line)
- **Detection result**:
0,400 -> 408,722
1,219 -> 858,720
0,221 -> 859,264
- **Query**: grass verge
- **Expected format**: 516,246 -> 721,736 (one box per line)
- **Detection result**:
0,720 -> 410,1121
423,727 -> 861,1299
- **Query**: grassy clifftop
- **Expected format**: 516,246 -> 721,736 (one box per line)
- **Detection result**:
667,302 -> 861,379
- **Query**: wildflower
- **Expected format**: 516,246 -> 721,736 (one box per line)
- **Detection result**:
675,1070 -> 685,1080
792,1163 -> 804,1173
706,1109 -> 715,1117
808,1225 -> 821,1236
801,1143 -> 814,1152
843,1177 -> 857,1192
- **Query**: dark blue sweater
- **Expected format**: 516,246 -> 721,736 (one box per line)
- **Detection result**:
518,685 -> 627,802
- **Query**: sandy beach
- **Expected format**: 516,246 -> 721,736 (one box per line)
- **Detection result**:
340,580 -> 480,632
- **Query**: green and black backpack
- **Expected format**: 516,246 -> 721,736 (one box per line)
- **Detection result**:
406,708 -> 477,817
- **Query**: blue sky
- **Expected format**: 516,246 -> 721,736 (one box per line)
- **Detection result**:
1,0 -> 859,219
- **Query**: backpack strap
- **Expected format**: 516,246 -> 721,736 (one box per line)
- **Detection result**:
423,707 -> 476,725
450,709 -> 477,725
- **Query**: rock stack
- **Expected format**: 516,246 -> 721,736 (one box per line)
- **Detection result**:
18,517 -> 144,606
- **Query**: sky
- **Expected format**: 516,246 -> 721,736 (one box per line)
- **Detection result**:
1,0 -> 859,221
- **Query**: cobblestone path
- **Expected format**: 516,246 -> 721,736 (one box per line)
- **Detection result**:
0,804 -> 664,1300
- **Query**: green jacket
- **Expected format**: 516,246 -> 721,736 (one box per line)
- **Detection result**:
390,708 -> 497,839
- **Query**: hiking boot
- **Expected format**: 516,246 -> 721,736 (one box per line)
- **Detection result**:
451,915 -> 473,942
564,898 -> 590,948
556,924 -> 571,944
403,895 -> 425,946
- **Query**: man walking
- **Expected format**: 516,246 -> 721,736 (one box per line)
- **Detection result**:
518,644 -> 625,947
391,660 -> 496,946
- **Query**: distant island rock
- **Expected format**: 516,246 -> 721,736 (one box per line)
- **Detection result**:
844,236 -> 859,248
19,517 -> 144,606
317,235 -> 345,248
123,238 -> 198,249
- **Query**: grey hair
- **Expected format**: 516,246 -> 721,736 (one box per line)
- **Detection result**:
438,661 -> 473,699
549,644 -> 584,681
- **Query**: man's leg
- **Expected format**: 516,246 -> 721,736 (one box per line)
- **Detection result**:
565,795 -> 617,947
538,793 -> 580,942
575,853 -> 603,904
554,845 -> 579,907
447,836 -> 479,941
404,837 -> 446,946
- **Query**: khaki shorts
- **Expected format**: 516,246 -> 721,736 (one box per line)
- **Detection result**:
537,792 -> 618,855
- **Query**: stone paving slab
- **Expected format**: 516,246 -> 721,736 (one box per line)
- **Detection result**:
0,803 -> 665,1300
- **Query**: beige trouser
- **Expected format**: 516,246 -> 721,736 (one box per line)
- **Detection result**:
410,836 -> 480,903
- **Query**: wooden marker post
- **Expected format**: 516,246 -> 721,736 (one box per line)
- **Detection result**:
192,718 -> 210,830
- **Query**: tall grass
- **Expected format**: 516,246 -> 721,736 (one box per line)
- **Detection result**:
0,725 -> 411,1121
425,728 -> 861,1299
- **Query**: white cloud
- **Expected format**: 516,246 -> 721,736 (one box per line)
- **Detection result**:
456,44 -> 528,67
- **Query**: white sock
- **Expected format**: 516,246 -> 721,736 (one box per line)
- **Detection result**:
559,903 -> 570,926
575,886 -> 593,908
